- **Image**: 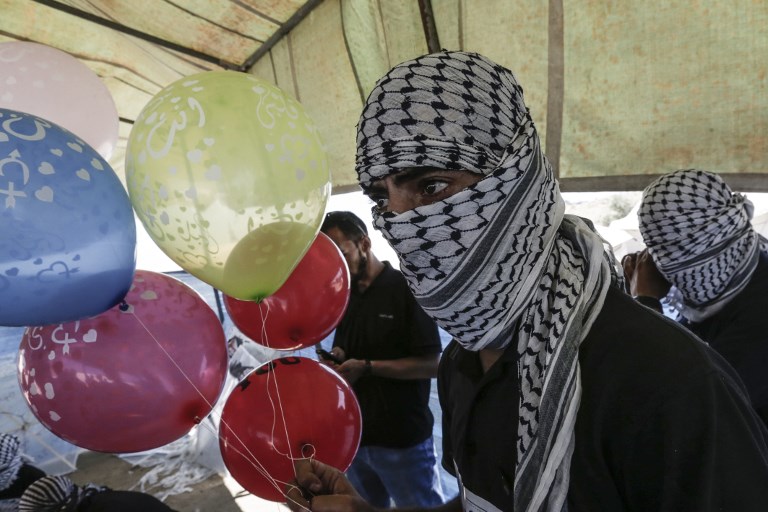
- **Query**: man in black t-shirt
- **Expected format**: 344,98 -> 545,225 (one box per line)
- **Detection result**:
319,211 -> 444,509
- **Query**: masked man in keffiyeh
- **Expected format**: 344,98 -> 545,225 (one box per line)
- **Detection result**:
624,169 -> 768,426
286,51 -> 768,512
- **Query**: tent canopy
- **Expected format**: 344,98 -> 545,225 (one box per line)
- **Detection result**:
2,0 -> 766,193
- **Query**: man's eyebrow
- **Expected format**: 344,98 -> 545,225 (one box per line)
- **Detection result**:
391,167 -> 436,185
364,167 -> 441,194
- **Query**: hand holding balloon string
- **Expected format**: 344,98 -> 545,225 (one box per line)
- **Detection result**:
285,458 -> 373,512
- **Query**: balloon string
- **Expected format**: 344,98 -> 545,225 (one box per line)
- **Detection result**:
260,298 -> 271,348
257,303 -> 307,470
124,310 -> 267,468
127,309 -> 283,495
126,308 -> 308,505
254,301 -> 320,508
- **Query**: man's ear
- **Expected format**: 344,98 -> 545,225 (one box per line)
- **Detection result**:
360,235 -> 372,252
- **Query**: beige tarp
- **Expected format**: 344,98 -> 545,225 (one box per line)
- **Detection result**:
1,0 -> 766,191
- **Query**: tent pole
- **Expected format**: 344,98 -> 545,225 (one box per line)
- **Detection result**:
546,0 -> 565,179
418,0 -> 441,53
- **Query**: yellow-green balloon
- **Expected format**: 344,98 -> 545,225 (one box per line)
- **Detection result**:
126,71 -> 330,299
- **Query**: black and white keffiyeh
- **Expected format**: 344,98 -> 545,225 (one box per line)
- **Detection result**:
639,169 -> 768,322
18,475 -> 105,512
0,435 -> 22,495
0,434 -> 24,512
356,51 -> 614,512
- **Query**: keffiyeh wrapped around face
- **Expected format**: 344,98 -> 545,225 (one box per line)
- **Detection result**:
356,50 -> 615,512
639,169 -> 767,322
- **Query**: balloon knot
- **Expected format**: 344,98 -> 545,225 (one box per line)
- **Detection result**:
300,443 -> 316,459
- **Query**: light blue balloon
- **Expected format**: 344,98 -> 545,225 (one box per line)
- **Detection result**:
0,108 -> 136,326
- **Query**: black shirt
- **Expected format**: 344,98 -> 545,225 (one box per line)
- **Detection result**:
681,251 -> 768,425
334,262 -> 442,448
439,286 -> 768,511
637,252 -> 768,426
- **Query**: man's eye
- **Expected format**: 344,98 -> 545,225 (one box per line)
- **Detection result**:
423,181 -> 448,196
364,189 -> 388,212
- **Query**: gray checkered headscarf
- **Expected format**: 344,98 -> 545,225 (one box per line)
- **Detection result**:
639,169 -> 768,322
356,51 -> 614,512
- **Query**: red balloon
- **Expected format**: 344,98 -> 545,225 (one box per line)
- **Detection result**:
224,232 -> 350,350
17,270 -> 228,453
219,356 -> 361,502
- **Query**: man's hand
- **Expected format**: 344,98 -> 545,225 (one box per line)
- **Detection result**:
336,359 -> 368,384
285,458 -> 373,512
317,347 -> 346,367
621,251 -> 639,285
622,249 -> 671,299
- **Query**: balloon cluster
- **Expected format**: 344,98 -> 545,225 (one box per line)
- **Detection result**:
2,42 -> 359,503
125,71 -> 358,500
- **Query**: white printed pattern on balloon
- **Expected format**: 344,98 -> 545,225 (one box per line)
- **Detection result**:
0,47 -> 31,104
0,114 -> 100,209
21,287 -> 160,424
26,320 -> 98,355
23,320 -> 97,423
0,45 -> 61,103
253,84 -> 319,184
128,79 -> 218,265
252,84 -> 299,128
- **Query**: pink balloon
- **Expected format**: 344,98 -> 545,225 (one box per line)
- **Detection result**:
17,270 -> 228,453
0,42 -> 119,159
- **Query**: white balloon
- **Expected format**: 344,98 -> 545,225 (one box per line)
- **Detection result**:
0,41 -> 119,160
